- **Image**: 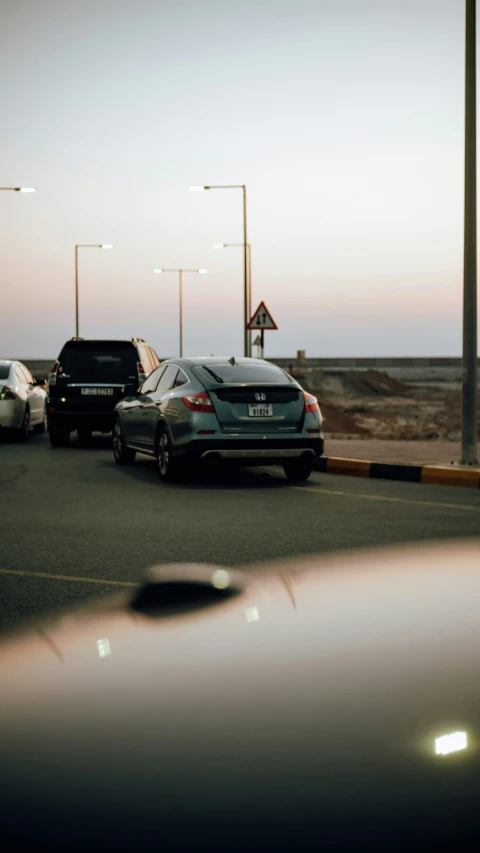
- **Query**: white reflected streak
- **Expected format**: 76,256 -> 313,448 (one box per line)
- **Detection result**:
97,638 -> 111,658
211,569 -> 230,589
245,606 -> 259,623
435,731 -> 467,756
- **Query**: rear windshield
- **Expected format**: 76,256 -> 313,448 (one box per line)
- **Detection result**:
58,342 -> 138,381
194,362 -> 294,385
0,364 -> 11,380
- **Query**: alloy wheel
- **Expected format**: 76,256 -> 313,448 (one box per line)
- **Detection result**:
158,432 -> 170,476
113,420 -> 123,460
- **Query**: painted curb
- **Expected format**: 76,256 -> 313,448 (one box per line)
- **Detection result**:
314,456 -> 480,489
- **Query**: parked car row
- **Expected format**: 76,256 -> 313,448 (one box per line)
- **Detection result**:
2,337 -> 325,483
0,359 -> 47,440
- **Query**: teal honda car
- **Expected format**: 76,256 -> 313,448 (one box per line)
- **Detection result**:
113,356 -> 324,482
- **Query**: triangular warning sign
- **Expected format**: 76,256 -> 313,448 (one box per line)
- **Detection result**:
246,301 -> 278,330
252,334 -> 262,346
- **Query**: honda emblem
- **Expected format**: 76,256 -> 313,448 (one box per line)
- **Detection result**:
255,392 -> 266,401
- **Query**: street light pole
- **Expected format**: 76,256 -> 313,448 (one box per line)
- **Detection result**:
179,269 -> 183,357
75,245 -> 79,337
461,0 -> 478,465
242,185 -> 248,358
153,268 -> 207,357
214,242 -> 252,354
75,244 -> 113,338
190,184 -> 249,357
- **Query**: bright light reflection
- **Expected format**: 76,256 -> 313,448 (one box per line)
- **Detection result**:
435,731 -> 467,756
211,569 -> 230,589
245,606 -> 259,623
97,638 -> 111,658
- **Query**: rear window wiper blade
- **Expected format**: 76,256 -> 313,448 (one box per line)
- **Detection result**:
201,366 -> 224,384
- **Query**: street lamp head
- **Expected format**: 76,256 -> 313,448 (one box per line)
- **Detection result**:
198,269 -> 208,274
18,187 -> 36,193
213,243 -> 225,249
153,268 -> 163,274
101,244 -> 113,249
188,185 -> 206,192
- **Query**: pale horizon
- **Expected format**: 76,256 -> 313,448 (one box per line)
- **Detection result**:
1,0 -> 477,359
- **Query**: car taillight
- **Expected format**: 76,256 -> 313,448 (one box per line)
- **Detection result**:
0,386 -> 16,400
182,392 -> 214,413
304,391 -> 320,413
48,361 -> 59,385
137,362 -> 146,379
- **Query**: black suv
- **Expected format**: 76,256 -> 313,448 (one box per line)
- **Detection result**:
47,338 -> 160,447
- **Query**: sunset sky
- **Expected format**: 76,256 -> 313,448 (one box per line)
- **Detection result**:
0,0 -> 475,358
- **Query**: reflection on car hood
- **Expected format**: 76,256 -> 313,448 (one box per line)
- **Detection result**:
1,540 -> 480,851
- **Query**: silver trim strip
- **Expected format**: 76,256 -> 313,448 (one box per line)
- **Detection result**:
200,448 -> 315,460
66,383 -> 125,387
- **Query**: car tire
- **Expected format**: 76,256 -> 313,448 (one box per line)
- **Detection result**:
77,428 -> 92,443
156,428 -> 182,483
34,405 -> 47,434
16,407 -> 30,442
113,418 -> 136,465
49,428 -> 70,448
283,456 -> 314,482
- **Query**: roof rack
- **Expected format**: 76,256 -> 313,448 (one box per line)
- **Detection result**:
70,336 -> 85,341
132,337 -> 145,343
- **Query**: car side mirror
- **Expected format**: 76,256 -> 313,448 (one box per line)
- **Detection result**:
122,383 -> 138,397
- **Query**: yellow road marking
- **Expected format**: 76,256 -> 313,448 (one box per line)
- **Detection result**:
0,568 -> 137,586
294,486 -> 480,513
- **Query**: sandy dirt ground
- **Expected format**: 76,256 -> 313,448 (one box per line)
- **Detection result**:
293,367 -> 479,445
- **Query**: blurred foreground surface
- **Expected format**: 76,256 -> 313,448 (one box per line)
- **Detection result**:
1,540 -> 480,851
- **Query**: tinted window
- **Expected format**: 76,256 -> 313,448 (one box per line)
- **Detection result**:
140,365 -> 165,395
156,365 -> 179,392
58,341 -> 138,382
173,369 -> 188,387
195,363 -> 293,385
0,365 -> 11,380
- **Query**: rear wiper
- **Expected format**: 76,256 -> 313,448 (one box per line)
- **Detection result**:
201,366 -> 224,384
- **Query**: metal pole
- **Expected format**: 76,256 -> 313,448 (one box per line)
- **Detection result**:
243,186 -> 248,358
179,269 -> 183,357
260,329 -> 264,360
461,0 -> 479,464
247,244 -> 252,357
75,245 -> 79,337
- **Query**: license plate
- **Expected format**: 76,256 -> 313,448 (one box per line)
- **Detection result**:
248,403 -> 273,417
81,388 -> 114,396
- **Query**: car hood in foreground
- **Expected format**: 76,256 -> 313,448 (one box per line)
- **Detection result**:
1,540 -> 480,851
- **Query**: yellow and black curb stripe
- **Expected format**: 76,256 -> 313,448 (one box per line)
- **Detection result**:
314,457 -> 480,489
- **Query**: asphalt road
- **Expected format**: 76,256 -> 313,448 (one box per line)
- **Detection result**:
1,431 -> 479,631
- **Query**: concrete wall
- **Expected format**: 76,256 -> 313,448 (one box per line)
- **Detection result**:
14,356 -> 479,383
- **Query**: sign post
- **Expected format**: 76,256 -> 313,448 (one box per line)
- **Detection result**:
246,301 -> 278,358
252,333 -> 262,358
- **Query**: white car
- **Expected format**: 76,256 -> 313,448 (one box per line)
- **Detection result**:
0,359 -> 47,440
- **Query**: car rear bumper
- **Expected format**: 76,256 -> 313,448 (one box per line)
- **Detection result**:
0,401 -> 21,429
180,437 -> 324,465
47,411 -> 115,433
